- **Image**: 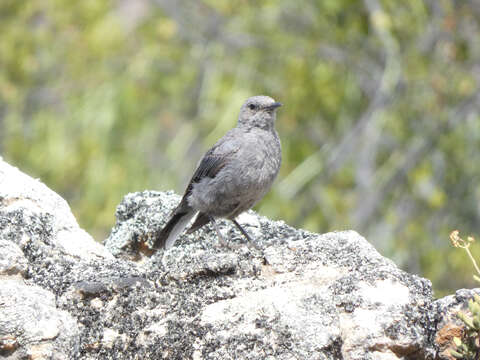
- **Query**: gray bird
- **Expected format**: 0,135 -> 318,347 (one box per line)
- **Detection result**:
153,95 -> 282,250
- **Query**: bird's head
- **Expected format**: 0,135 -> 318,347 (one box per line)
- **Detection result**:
237,95 -> 282,130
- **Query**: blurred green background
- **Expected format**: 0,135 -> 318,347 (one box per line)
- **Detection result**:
1,0 -> 479,296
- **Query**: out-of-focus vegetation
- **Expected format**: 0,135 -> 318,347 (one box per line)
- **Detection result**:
1,0 -> 479,295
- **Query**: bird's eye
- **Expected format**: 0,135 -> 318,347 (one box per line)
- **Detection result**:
248,103 -> 256,110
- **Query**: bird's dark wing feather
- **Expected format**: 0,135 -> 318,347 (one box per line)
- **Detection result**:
192,152 -> 226,181
181,144 -> 236,200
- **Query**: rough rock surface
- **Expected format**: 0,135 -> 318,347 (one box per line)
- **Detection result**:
0,279 -> 79,359
0,156 -> 476,359
106,191 -> 437,360
432,288 -> 480,360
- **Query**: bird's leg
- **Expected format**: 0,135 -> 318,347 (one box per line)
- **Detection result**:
209,216 -> 230,248
209,216 -> 247,250
232,219 -> 261,250
232,219 -> 253,241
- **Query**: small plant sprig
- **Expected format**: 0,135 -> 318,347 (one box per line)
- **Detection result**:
449,230 -> 480,359
450,230 -> 480,282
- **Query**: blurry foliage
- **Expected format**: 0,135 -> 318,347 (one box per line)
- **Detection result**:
1,0 -> 480,295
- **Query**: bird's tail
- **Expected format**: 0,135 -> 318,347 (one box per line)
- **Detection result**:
153,209 -> 196,250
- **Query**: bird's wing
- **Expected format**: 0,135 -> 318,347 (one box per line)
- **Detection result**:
182,143 -> 238,200
153,146 -> 234,249
192,150 -> 227,181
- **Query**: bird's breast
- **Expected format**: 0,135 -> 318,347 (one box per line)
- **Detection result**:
231,131 -> 281,191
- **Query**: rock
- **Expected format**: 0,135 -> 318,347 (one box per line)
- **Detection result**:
105,190 -> 436,359
0,279 -> 79,359
0,156 -> 476,359
0,158 -> 129,359
0,239 -> 28,275
0,159 -> 112,261
432,288 -> 480,360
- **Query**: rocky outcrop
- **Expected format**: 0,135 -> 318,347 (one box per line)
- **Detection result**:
0,157 -> 475,359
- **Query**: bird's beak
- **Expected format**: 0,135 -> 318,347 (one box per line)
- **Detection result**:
265,102 -> 283,111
